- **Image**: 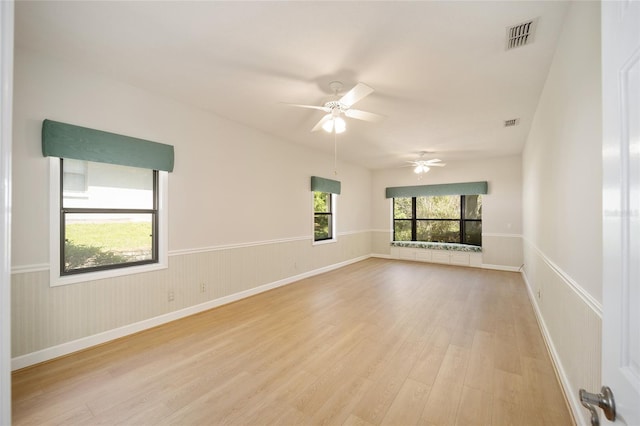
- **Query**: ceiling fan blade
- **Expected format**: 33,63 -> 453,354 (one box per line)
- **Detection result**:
281,102 -> 331,113
311,114 -> 332,132
424,159 -> 445,167
339,82 -> 374,108
344,109 -> 384,122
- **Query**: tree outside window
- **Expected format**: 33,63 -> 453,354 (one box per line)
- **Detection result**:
314,191 -> 333,241
393,195 -> 482,246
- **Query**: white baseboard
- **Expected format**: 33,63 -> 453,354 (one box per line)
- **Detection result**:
11,255 -> 370,371
481,263 -> 521,272
520,270 -> 586,426
370,253 -> 392,259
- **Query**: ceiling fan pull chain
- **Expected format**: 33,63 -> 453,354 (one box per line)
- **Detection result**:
334,130 -> 338,176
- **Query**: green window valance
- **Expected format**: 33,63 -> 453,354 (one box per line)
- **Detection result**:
42,119 -> 175,172
385,181 -> 488,198
311,176 -> 341,194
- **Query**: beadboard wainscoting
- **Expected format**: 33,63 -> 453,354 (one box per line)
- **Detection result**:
521,239 -> 601,426
11,231 -> 372,370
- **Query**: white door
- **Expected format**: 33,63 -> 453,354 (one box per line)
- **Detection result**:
602,0 -> 640,425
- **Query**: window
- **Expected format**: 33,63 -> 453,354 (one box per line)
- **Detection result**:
61,159 -> 159,275
314,191 -> 334,242
43,119 -> 173,286
393,195 -> 482,246
50,158 -> 168,286
310,176 -> 340,244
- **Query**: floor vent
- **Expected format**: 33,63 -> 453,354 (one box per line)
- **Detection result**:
504,118 -> 520,127
506,19 -> 537,50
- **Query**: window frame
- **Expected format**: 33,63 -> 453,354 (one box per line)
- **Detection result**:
312,191 -> 337,244
393,195 -> 482,246
49,158 -> 168,286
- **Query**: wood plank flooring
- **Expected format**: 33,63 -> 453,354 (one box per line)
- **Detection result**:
12,258 -> 574,425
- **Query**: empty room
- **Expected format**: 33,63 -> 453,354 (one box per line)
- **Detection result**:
1,1 -> 638,425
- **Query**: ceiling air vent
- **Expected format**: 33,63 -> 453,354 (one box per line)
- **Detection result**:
506,19 -> 537,50
504,118 -> 520,127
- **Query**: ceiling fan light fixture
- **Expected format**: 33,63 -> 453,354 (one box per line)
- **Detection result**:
414,165 -> 430,174
322,116 -> 346,134
321,116 -> 333,133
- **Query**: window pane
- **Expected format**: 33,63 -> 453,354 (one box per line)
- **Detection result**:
314,192 -> 331,213
416,196 -> 460,219
63,159 -> 88,192
393,198 -> 412,219
464,221 -> 482,246
63,160 -> 154,209
314,213 -> 331,240
417,220 -> 460,243
465,195 -> 482,220
64,213 -> 153,272
63,173 -> 87,192
394,220 -> 412,241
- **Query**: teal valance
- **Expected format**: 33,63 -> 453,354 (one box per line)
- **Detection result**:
42,119 -> 175,172
385,181 -> 488,198
311,176 -> 341,194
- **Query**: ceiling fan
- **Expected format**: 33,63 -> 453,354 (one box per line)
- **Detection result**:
285,81 -> 384,133
406,152 -> 446,174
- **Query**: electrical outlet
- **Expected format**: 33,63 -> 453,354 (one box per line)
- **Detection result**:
168,290 -> 174,302
200,283 -> 205,293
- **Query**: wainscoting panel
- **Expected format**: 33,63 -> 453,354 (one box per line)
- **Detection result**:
522,239 -> 601,426
11,232 -> 372,367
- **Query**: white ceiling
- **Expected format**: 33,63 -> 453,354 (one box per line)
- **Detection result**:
15,1 -> 570,170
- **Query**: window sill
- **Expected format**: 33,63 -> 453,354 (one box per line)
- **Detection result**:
51,261 -> 168,287
390,241 -> 482,253
313,238 -> 337,246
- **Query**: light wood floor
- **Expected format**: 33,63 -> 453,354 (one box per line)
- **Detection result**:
12,258 -> 573,425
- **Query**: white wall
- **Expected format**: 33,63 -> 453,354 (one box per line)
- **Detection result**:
11,48 -> 372,365
371,155 -> 523,269
13,49 -> 372,266
521,2 -> 602,424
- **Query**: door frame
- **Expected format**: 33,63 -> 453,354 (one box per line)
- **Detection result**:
0,0 -> 14,424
